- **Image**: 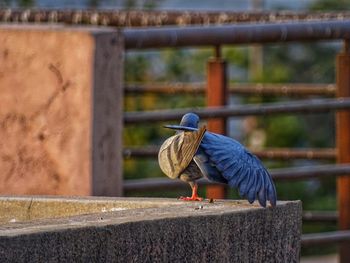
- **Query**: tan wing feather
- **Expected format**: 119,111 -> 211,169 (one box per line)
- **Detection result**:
158,126 -> 206,179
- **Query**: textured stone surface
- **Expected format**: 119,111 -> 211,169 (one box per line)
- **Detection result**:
0,197 -> 302,263
0,24 -> 123,196
0,196 -> 182,223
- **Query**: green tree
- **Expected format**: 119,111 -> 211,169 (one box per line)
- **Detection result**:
310,0 -> 350,11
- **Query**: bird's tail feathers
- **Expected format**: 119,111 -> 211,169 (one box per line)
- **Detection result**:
259,169 -> 277,207
266,172 -> 277,207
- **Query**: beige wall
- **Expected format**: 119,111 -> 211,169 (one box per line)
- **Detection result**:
0,25 -> 123,196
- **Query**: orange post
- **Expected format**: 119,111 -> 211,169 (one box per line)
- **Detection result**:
206,46 -> 228,199
336,40 -> 350,263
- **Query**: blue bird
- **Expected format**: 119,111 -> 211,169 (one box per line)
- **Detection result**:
158,112 -> 277,207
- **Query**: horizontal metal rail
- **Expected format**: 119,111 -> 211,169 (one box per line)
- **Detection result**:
301,230 -> 350,246
124,97 -> 350,124
124,177 -> 191,192
252,148 -> 336,160
124,147 -> 158,158
3,9 -> 350,27
271,164 -> 350,181
123,146 -> 336,160
303,211 -> 338,222
125,83 -> 336,97
124,20 -> 350,49
123,164 -> 350,192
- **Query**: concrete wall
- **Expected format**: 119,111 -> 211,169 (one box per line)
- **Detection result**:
0,197 -> 302,263
0,25 -> 123,196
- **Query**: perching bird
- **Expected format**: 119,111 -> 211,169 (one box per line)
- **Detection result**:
158,112 -> 277,207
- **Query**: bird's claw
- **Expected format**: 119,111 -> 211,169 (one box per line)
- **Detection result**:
179,196 -> 203,201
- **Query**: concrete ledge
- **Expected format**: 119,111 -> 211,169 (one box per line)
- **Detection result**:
0,196 -> 182,223
0,197 -> 301,262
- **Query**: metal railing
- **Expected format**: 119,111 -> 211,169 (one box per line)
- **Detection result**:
125,83 -> 336,97
124,97 -> 350,123
302,230 -> 350,247
123,146 -> 336,160
121,18 -> 350,261
124,20 -> 350,49
3,9 -> 350,27
123,164 -> 350,190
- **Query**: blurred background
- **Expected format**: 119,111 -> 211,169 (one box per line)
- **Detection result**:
1,0 -> 349,261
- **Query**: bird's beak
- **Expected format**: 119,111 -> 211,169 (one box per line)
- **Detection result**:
163,125 -> 198,131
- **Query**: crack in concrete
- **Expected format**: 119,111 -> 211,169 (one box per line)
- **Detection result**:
2,155 -> 15,183
0,65 -> 70,184
48,63 -> 63,84
26,198 -> 34,221
30,63 -> 71,120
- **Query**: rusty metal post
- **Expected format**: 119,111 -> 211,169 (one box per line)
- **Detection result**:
336,40 -> 350,263
206,46 -> 228,199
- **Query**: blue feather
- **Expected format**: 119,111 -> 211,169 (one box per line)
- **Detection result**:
198,131 -> 277,207
247,171 -> 257,203
238,167 -> 251,197
227,165 -> 244,188
243,167 -> 256,198
257,170 -> 267,207
193,149 -> 227,184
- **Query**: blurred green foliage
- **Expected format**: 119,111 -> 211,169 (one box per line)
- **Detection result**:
264,115 -> 306,148
310,0 -> 350,11
0,0 -> 34,7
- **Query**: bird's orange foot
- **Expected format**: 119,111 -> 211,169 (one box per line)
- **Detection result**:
179,196 -> 203,201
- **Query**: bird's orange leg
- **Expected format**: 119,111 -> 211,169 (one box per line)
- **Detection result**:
179,183 -> 203,201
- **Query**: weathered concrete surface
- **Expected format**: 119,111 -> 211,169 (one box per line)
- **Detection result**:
0,197 -> 302,263
0,195 -> 183,223
0,24 -> 123,196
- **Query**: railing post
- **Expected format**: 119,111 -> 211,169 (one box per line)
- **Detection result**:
206,46 -> 228,199
336,40 -> 350,263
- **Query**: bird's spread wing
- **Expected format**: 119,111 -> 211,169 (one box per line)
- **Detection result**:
199,132 -> 277,207
193,148 -> 228,184
158,126 -> 206,179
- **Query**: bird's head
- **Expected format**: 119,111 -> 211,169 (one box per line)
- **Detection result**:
164,112 -> 200,132
179,113 -> 200,128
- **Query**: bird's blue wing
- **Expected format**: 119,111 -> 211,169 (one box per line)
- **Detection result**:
193,148 -> 228,184
199,132 -> 277,207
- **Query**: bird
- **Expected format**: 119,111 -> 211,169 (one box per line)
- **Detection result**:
158,112 -> 277,207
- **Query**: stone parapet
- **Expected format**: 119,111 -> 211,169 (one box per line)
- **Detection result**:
0,196 -> 301,262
